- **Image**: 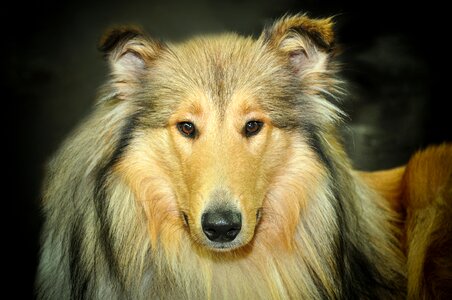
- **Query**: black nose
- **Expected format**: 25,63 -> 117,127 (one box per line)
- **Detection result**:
201,210 -> 242,242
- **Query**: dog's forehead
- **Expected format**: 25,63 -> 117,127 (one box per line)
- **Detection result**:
159,34 -> 289,102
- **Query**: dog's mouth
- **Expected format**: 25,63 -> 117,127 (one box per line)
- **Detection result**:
202,239 -> 245,252
181,208 -> 262,251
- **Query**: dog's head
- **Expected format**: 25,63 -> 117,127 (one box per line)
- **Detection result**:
104,15 -> 341,252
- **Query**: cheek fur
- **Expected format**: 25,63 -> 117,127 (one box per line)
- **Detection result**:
114,129 -> 188,246
257,134 -> 327,251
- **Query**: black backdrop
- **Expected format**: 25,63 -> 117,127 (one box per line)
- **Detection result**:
8,0 -> 451,297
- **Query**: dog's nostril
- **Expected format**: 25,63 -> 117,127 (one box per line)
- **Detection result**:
201,210 -> 241,242
227,228 -> 240,238
205,228 -> 216,235
203,228 -> 218,240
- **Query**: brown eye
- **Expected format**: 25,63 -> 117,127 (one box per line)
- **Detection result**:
177,122 -> 196,138
244,120 -> 263,137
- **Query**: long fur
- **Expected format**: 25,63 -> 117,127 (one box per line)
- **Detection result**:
36,14 -> 451,299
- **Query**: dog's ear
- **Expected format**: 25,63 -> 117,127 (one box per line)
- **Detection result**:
99,26 -> 164,99
262,14 -> 336,79
262,14 -> 343,126
99,26 -> 164,76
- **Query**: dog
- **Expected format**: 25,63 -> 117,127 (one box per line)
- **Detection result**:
36,14 -> 452,299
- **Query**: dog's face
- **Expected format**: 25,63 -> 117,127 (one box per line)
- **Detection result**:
108,16 -> 339,252
167,74 -> 289,250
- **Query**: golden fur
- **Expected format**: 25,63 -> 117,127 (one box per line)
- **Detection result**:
37,14 -> 452,299
361,144 -> 452,298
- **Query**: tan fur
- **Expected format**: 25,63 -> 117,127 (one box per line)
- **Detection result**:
37,14 -> 451,299
359,166 -> 406,213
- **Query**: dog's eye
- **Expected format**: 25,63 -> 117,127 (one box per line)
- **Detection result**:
244,120 -> 263,137
177,122 -> 196,138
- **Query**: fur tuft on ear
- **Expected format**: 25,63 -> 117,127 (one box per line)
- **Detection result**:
98,26 -> 165,101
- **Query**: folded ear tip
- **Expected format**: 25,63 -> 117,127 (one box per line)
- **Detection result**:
292,14 -> 335,49
98,25 -> 144,54
267,14 -> 336,51
312,16 -> 335,48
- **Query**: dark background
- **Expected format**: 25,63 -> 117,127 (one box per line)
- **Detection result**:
8,0 -> 451,297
